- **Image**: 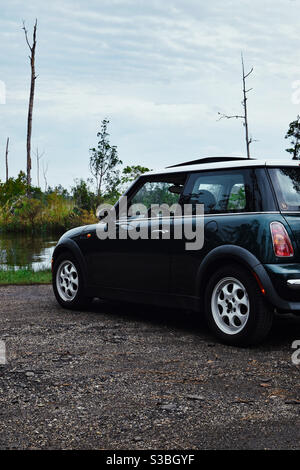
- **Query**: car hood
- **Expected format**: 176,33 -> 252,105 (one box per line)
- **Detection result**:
58,225 -> 88,242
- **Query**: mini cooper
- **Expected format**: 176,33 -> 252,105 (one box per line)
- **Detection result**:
52,157 -> 300,346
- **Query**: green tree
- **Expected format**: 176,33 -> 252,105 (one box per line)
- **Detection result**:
0,171 -> 27,205
121,165 -> 151,187
89,119 -> 122,197
71,178 -> 96,212
46,184 -> 70,198
285,115 -> 300,160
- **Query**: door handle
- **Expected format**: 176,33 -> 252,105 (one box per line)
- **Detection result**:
151,229 -> 169,234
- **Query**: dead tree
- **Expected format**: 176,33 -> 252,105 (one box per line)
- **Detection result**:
42,161 -> 49,192
5,137 -> 9,182
218,53 -> 254,159
34,147 -> 45,187
22,19 -> 38,189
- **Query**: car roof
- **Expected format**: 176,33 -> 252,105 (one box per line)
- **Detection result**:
143,158 -> 300,176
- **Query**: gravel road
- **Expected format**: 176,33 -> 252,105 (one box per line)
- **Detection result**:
0,285 -> 300,450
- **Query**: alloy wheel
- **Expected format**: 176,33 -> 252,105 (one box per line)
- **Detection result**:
56,260 -> 79,302
211,276 -> 250,335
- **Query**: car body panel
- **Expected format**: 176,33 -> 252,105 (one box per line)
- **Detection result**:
52,159 -> 300,315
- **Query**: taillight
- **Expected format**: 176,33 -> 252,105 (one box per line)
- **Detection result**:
270,222 -> 294,257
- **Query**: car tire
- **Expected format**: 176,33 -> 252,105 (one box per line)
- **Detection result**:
204,264 -> 273,346
52,252 -> 92,310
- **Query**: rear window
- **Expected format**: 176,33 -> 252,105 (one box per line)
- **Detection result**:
183,168 -> 264,214
269,167 -> 300,211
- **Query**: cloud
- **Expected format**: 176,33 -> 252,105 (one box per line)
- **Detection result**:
1,0 -> 300,187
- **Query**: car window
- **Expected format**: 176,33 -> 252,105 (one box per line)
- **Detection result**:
228,184 -> 246,210
127,175 -> 186,219
268,167 -> 300,211
183,169 -> 255,214
131,182 -> 181,207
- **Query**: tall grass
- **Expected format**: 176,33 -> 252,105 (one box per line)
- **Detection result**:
0,193 -> 97,234
0,267 -> 52,284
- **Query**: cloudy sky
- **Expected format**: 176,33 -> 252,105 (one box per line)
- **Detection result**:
1,0 -> 300,190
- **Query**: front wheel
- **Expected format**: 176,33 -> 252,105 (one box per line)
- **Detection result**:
52,253 -> 92,310
204,264 -> 273,346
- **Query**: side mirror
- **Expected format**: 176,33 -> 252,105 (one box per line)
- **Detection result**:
168,184 -> 183,194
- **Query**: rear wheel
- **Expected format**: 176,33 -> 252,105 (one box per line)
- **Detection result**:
204,264 -> 273,346
52,252 -> 92,309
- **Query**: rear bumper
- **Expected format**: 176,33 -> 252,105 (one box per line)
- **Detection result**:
257,263 -> 300,312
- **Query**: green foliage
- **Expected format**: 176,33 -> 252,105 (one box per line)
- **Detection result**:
0,267 -> 51,285
121,165 -> 151,188
121,165 -> 150,184
285,115 -> 300,160
131,182 -> 181,209
227,186 -> 246,210
0,171 -> 27,205
0,182 -> 97,234
71,178 -> 97,212
14,197 -> 43,227
0,123 -> 150,233
0,171 -> 43,205
89,119 -> 122,197
46,184 -> 70,198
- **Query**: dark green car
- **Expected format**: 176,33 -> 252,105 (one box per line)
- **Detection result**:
52,157 -> 300,346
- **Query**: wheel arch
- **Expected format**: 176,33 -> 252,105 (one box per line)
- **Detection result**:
195,245 -> 263,302
52,238 -> 89,291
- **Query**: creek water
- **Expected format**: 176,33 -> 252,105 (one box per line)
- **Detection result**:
0,232 -> 59,270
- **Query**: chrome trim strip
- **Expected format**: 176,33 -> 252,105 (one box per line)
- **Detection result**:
281,211 -> 300,214
202,211 -> 279,217
116,211 -> 280,223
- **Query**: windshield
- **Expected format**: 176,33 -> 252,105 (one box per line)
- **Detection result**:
269,167 -> 300,211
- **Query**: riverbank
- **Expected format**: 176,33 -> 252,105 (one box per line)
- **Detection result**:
0,268 -> 51,285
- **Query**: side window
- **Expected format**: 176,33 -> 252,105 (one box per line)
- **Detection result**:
131,182 -> 181,208
127,175 -> 186,218
183,169 -> 253,214
228,184 -> 246,210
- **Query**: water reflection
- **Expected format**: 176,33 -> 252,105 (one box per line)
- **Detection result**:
0,233 -> 58,271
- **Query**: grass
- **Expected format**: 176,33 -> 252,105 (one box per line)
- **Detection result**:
0,268 -> 52,285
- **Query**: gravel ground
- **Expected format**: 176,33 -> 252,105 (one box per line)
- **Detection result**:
0,284 -> 300,450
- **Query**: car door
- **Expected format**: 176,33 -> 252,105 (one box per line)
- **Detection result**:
170,168 -> 263,298
83,173 -> 187,297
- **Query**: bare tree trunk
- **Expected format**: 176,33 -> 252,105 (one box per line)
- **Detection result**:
241,54 -> 253,159
218,53 -> 254,159
5,137 -> 9,182
34,147 -> 44,187
23,19 -> 38,190
42,161 -> 48,192
37,150 -> 39,187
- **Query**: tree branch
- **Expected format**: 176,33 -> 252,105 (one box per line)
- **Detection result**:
22,20 -> 32,51
244,67 -> 254,79
217,112 -> 244,121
